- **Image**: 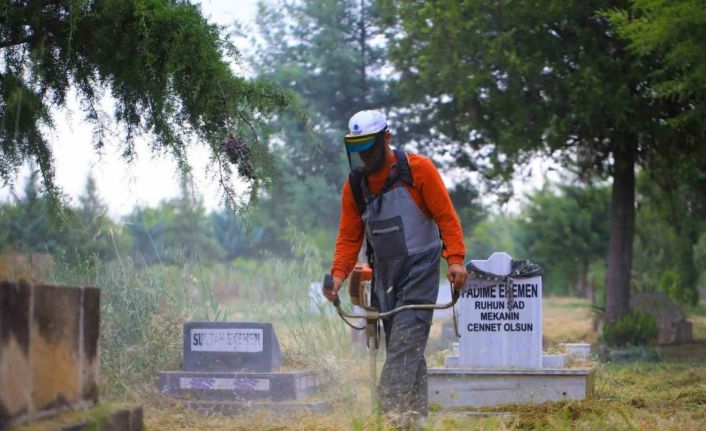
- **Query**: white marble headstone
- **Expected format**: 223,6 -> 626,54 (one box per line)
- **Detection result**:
458,252 -> 543,368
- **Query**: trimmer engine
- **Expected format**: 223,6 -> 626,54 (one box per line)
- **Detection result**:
348,263 -> 373,307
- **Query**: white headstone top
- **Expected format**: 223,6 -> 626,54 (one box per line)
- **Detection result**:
458,252 -> 543,369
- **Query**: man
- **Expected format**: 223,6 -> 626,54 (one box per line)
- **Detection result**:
323,109 -> 468,421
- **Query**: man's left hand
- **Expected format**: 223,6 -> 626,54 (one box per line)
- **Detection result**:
447,263 -> 468,291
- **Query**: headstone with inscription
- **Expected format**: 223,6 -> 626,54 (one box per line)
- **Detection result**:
458,252 -> 543,368
157,321 -> 327,413
183,322 -> 282,372
428,252 -> 595,409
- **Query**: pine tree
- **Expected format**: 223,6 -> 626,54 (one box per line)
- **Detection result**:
1,0 -> 290,204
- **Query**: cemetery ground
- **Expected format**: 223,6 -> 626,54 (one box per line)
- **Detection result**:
130,298 -> 706,431
7,256 -> 706,431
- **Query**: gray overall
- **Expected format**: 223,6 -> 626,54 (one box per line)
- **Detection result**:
361,169 -> 441,417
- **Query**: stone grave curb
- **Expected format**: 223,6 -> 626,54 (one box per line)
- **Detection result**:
56,406 -> 143,431
428,367 -> 595,409
8,401 -> 142,431
157,370 -> 326,402
181,400 -> 330,416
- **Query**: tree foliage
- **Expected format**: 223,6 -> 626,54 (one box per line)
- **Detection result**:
251,0 -> 487,253
377,0 -> 705,322
633,166 -> 705,306
253,0 -> 390,182
0,172 -> 128,261
608,0 -> 706,134
521,184 -> 610,297
0,0 -> 289,203
249,0 -> 395,251
124,178 -> 222,265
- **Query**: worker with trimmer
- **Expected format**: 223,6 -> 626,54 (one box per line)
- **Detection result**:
323,110 -> 468,423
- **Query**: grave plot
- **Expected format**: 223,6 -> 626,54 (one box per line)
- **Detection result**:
0,281 -> 143,430
429,252 -> 595,409
157,322 -> 329,414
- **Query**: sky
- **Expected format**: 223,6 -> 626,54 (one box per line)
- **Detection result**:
0,0 -> 558,219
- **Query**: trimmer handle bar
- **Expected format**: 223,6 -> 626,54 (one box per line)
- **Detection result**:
323,273 -> 460,320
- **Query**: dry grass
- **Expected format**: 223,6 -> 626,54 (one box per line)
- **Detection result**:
15,292 -> 706,431
542,296 -> 598,345
691,315 -> 706,340
117,297 -> 706,431
133,359 -> 706,430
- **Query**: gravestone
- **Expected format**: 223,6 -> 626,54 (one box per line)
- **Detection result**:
0,280 -> 142,430
158,322 -> 327,412
183,322 -> 282,372
428,252 -> 595,409
458,252 -> 543,368
629,292 -> 693,345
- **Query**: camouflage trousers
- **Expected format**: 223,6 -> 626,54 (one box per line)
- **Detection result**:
378,307 -> 432,418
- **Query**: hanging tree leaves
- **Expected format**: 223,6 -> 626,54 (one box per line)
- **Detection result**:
0,0 -> 290,205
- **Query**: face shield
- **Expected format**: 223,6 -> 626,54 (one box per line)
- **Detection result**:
344,128 -> 388,176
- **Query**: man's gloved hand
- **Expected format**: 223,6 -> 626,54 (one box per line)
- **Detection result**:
323,276 -> 344,302
447,264 -> 468,291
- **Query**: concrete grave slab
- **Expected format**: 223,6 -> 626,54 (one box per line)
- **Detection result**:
183,322 -> 283,372
80,287 -> 100,403
31,284 -> 82,412
0,280 -> 32,425
428,368 -> 594,408
157,370 -> 325,402
1,281 -> 141,431
183,400 -> 329,416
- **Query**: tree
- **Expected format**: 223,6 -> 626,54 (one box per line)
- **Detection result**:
210,200 -> 263,260
608,0 -> 706,306
469,215 -> 526,263
9,171 -> 58,253
521,184 -> 610,298
378,0 -> 704,323
1,0 -> 289,204
72,174 -> 125,261
124,179 -> 223,265
633,166 -> 705,306
1,172 -> 82,258
608,0 -> 706,135
448,179 -> 487,235
254,0 -> 392,143
250,0 -> 396,251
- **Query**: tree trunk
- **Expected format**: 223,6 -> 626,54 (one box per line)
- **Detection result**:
359,0 -> 368,93
604,143 -> 636,324
580,258 -> 590,299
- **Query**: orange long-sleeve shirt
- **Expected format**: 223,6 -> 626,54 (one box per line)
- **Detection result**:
331,150 -> 466,280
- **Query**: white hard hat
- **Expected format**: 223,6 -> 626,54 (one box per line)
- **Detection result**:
346,110 -> 387,139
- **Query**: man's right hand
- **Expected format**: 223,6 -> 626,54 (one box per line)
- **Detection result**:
323,276 -> 344,302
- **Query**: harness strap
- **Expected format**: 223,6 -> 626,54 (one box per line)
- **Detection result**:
348,149 -> 414,266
